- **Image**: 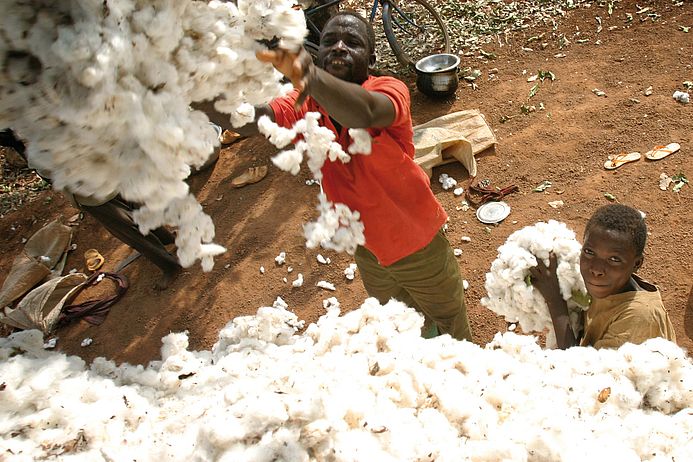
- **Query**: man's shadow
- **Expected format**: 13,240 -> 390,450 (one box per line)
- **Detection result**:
685,283 -> 693,342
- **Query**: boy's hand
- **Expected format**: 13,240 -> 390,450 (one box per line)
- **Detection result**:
256,48 -> 315,110
531,253 -> 578,349
529,254 -> 565,313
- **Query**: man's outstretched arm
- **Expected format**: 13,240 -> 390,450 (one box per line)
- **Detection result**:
256,48 -> 395,129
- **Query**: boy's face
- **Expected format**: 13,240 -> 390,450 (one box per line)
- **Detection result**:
318,15 -> 374,84
580,225 -> 643,299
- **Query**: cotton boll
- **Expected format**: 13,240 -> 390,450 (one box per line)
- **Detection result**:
481,220 -> 588,346
229,102 -> 255,128
328,141 -> 351,164
275,252 -> 286,265
258,115 -> 296,148
438,173 -> 457,190
199,244 -> 227,271
273,297 -> 289,310
344,263 -> 358,280
322,297 -> 341,312
272,147 -> 304,175
317,281 -> 336,291
303,194 -> 365,254
347,128 -> 372,155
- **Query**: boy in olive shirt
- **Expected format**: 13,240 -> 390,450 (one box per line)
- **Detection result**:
531,204 -> 676,349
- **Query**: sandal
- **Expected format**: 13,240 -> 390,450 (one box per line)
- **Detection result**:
84,249 -> 105,272
645,143 -> 680,161
221,130 -> 242,145
604,151 -> 641,170
465,176 -> 519,208
231,165 -> 268,188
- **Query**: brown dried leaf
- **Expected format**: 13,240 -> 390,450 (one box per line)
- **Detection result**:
597,387 -> 611,403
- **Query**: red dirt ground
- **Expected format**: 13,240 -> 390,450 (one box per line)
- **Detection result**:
1,0 -> 691,365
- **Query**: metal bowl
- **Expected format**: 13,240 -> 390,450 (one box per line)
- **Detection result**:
414,53 -> 460,98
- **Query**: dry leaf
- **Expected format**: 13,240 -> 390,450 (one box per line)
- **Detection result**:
597,387 -> 611,403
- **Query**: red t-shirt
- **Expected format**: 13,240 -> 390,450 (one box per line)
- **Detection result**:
269,75 -> 447,266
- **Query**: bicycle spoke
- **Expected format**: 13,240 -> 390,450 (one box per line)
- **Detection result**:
384,0 -> 450,66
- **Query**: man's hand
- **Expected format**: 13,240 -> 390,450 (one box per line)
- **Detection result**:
256,48 -> 314,109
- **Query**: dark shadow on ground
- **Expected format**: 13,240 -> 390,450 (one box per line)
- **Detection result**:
684,283 -> 693,342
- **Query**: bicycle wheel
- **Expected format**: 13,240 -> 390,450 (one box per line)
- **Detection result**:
382,0 -> 450,68
304,40 -> 320,63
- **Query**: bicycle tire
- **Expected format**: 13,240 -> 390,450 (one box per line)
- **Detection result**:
304,40 -> 320,63
382,0 -> 450,68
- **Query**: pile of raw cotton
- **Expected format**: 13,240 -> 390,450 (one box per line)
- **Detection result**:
481,220 -> 589,347
1,299 -> 692,460
0,0 -> 305,271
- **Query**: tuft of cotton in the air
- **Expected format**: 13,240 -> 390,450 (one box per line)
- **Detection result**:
259,113 -> 371,254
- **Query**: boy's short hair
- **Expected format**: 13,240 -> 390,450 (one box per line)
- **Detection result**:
585,204 -> 647,255
323,10 -> 376,56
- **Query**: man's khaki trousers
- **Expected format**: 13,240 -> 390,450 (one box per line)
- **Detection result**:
355,230 -> 472,342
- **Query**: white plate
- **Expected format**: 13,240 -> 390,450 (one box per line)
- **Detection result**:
476,201 -> 511,224
209,122 -> 222,139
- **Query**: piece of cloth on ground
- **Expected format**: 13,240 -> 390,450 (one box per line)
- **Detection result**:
59,272 -> 129,327
0,219 -> 73,310
0,273 -> 87,332
355,229 -> 472,342
413,109 -> 497,179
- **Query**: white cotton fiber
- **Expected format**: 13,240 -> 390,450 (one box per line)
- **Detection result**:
347,128 -> 372,155
303,194 -> 365,254
4,299 -> 690,460
0,0 -> 306,271
261,113 -> 370,254
258,115 -> 296,149
344,263 -> 358,280
316,280 -> 336,291
481,220 -> 588,348
438,173 -> 457,190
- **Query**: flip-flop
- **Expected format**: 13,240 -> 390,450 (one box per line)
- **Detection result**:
645,143 -> 680,161
604,151 -> 641,170
221,130 -> 242,145
231,165 -> 268,188
84,249 -> 105,272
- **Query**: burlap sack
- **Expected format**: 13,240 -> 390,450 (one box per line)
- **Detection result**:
0,218 -> 72,309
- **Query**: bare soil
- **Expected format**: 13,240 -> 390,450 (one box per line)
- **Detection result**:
1,0 -> 691,365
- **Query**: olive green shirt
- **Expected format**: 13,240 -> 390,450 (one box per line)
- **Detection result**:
580,274 -> 676,349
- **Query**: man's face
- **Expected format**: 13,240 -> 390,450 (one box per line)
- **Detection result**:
318,15 -> 373,84
579,225 -> 643,299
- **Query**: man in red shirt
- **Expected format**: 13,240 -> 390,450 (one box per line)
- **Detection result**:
203,12 -> 471,341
